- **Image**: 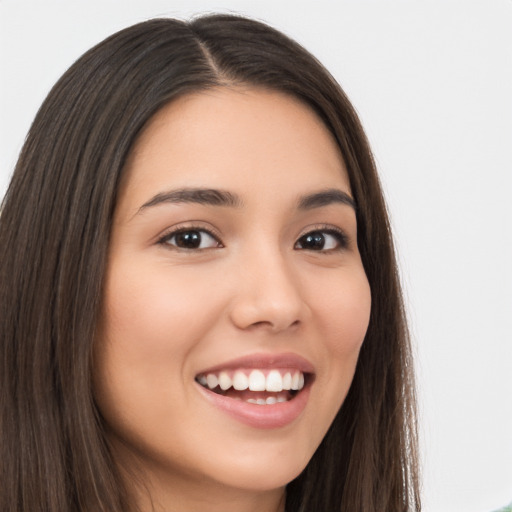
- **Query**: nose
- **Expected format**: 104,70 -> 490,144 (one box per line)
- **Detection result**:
228,249 -> 307,333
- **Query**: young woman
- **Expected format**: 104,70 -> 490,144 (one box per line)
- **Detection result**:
0,14 -> 420,512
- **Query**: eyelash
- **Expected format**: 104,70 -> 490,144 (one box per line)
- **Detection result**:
157,225 -> 223,250
157,224 -> 349,252
294,226 -> 349,252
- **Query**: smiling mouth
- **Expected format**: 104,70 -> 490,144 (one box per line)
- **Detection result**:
195,369 -> 308,405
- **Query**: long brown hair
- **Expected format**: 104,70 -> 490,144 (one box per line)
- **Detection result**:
0,15 -> 420,512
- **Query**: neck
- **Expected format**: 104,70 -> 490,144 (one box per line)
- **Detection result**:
134,476 -> 286,512
116,453 -> 286,512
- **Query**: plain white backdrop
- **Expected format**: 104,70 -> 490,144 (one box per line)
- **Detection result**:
1,1 -> 511,511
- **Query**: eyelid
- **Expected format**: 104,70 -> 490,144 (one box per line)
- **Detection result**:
295,224 -> 350,251
156,222 -> 224,249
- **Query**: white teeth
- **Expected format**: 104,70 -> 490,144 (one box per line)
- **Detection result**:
206,374 -> 218,389
232,371 -> 249,390
291,372 -> 300,390
245,394 -> 289,405
247,395 -> 288,405
266,370 -> 283,392
248,370 -> 266,391
218,371 -> 232,391
200,369 -> 306,392
298,372 -> 305,390
282,372 -> 292,390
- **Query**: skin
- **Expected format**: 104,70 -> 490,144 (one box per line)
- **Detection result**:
94,87 -> 372,512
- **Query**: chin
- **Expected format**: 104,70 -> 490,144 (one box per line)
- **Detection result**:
193,435 -> 314,493
206,458 -> 307,493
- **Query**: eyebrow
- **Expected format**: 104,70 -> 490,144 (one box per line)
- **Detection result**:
138,188 -> 243,212
137,186 -> 356,214
297,188 -> 356,211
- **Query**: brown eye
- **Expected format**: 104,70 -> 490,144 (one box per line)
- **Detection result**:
295,230 -> 347,251
162,229 -> 221,250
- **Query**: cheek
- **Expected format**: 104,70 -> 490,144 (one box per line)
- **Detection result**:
100,262 -> 222,362
314,267 -> 372,358
298,266 -> 371,450
93,263 -> 223,423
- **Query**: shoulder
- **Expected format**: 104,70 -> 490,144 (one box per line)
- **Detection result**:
492,503 -> 512,512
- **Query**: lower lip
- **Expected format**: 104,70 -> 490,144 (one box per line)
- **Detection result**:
197,382 -> 312,429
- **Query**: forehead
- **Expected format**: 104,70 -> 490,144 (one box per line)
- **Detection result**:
119,87 -> 350,212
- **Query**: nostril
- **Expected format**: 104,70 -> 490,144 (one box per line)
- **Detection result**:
244,318 -> 300,333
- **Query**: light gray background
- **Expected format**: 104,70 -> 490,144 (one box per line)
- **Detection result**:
1,1 -> 511,511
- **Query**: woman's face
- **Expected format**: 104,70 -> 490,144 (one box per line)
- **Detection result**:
94,87 -> 371,508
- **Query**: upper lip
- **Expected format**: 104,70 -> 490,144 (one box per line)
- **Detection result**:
196,352 -> 315,376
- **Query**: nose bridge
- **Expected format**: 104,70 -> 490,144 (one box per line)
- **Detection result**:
230,241 -> 305,332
